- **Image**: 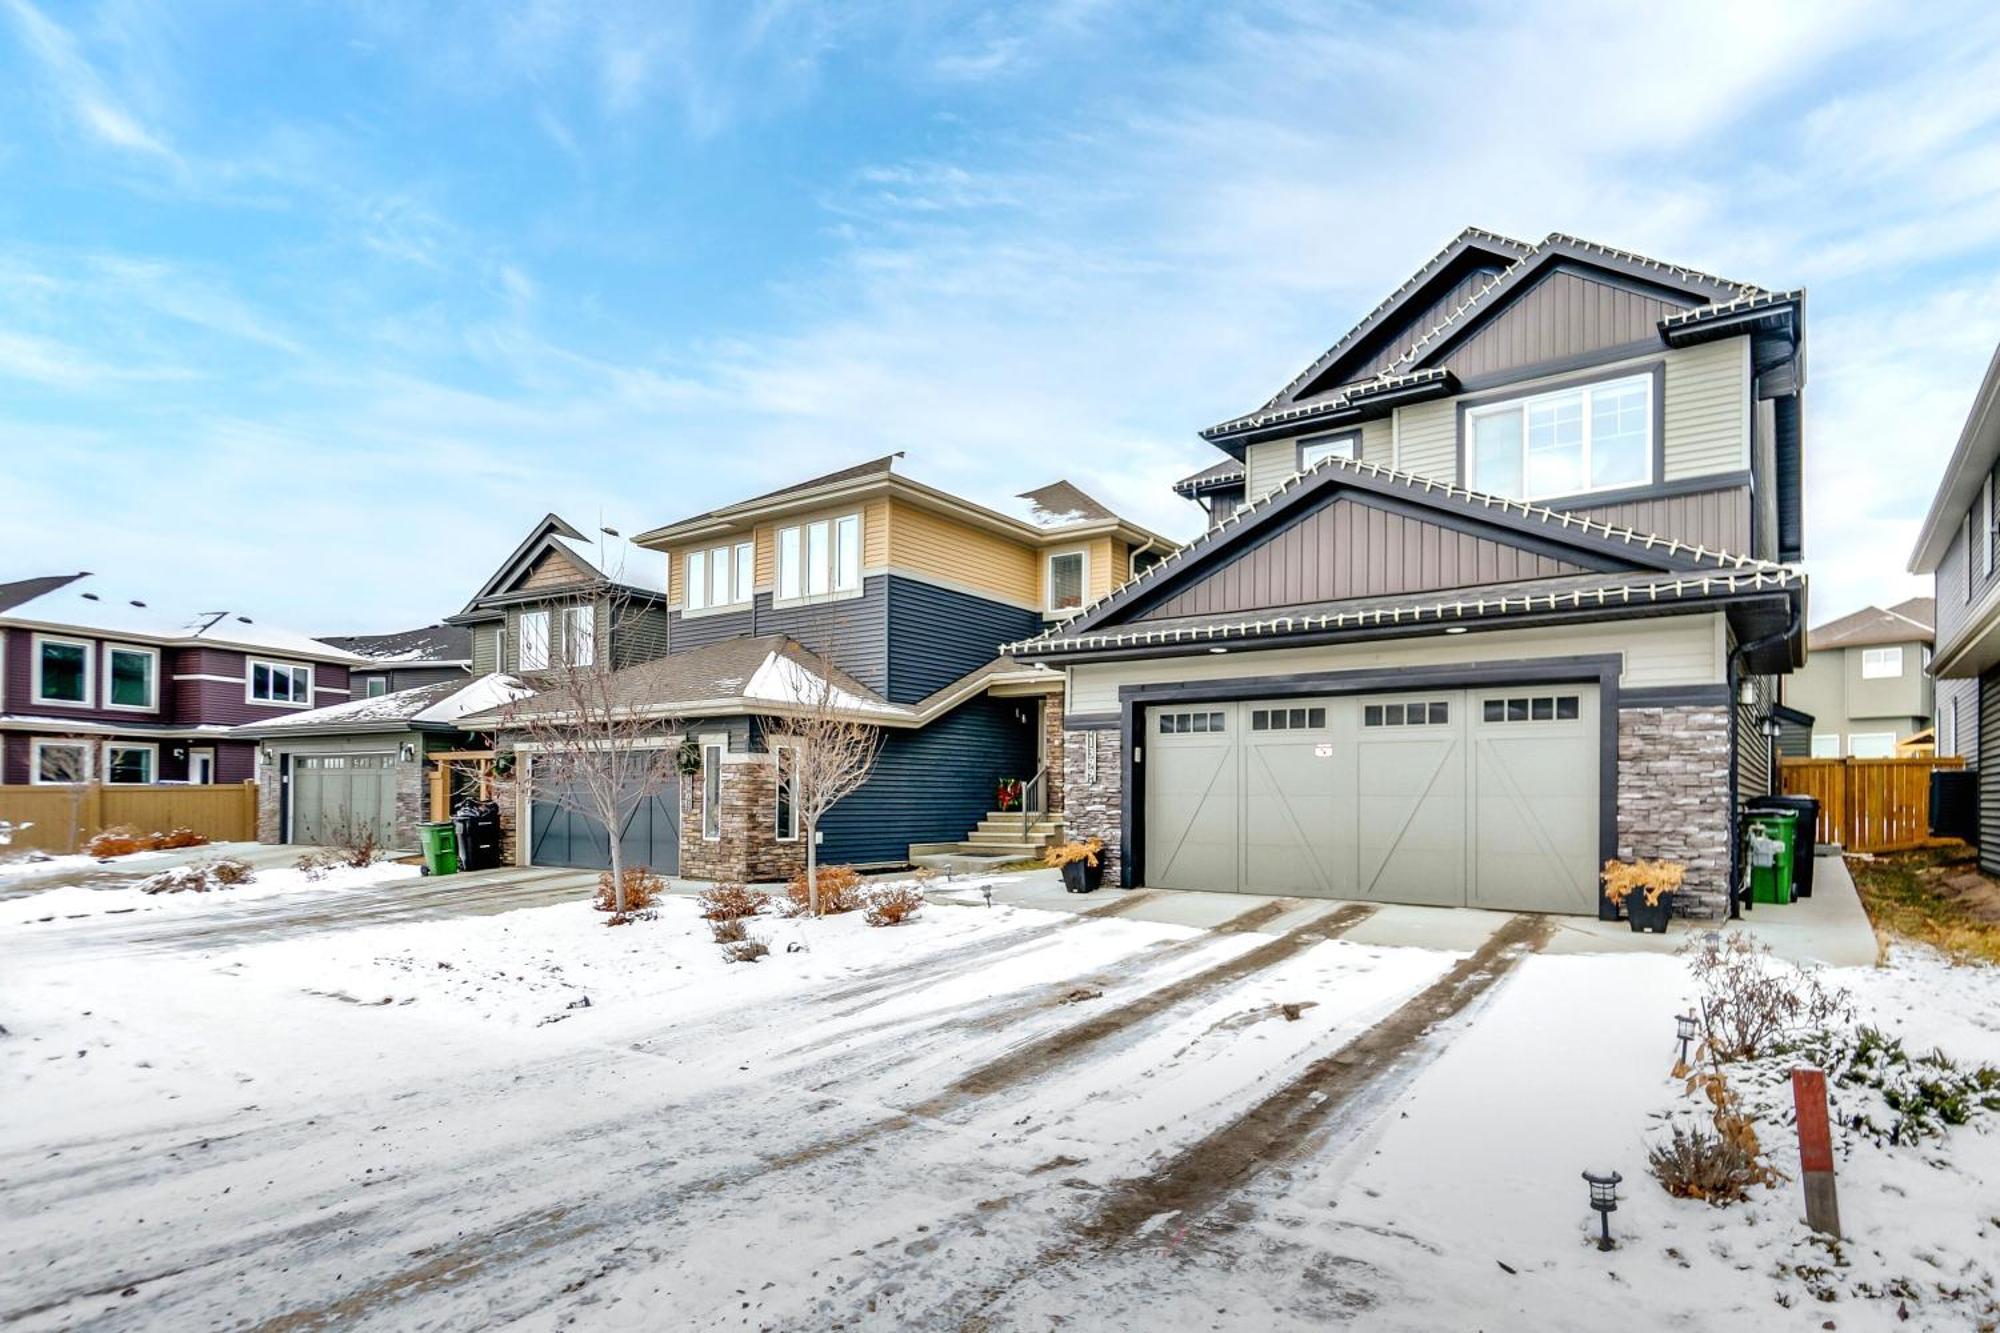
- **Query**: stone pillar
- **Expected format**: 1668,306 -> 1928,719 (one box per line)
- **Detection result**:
678,744 -> 807,884
1060,727 -> 1122,881
254,748 -> 282,843
1616,705 -> 1732,918
1042,698 -> 1066,816
489,769 -> 520,866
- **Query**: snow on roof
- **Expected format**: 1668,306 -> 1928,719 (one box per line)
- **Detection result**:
317,624 -> 473,665
234,674 -> 533,735
0,574 -> 367,663
994,481 -> 1120,532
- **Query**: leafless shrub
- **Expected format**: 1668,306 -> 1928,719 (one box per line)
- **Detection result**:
595,865 -> 663,917
296,849 -> 338,881
863,884 -> 925,927
332,826 -> 380,869
153,828 -> 210,850
139,857 -> 255,894
1684,933 -> 1852,1062
785,864 -> 863,916
722,936 -> 770,964
709,915 -> 748,944
1648,1123 -> 1769,1205
698,883 -> 770,921
206,857 -> 255,886
85,825 -> 147,858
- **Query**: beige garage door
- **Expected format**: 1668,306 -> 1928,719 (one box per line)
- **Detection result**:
1143,685 -> 1600,914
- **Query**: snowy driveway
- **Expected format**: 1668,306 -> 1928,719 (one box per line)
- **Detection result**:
3,873 -> 1990,1330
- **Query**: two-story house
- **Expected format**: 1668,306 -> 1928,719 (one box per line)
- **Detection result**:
0,573 -> 364,787
1012,228 -> 1808,920
462,456 -> 1173,881
1782,600 -> 1934,758
317,624 -> 473,698
1908,341 -> 2000,869
448,516 -> 672,677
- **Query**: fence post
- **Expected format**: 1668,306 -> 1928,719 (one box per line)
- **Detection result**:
80,784 -> 103,853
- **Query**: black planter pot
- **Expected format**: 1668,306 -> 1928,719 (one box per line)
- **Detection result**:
1625,891 -> 1675,934
1060,858 -> 1104,894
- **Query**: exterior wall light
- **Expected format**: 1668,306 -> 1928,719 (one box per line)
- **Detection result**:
1583,1170 -> 1623,1251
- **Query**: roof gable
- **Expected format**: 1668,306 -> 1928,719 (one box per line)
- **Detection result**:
1431,264 -> 1699,381
1039,455 -> 1785,645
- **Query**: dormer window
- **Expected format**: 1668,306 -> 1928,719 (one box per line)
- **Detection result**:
685,541 -> 754,612
1047,549 -> 1087,613
1466,371 -> 1653,502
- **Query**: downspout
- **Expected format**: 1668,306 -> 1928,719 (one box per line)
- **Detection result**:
1725,600 -> 1804,920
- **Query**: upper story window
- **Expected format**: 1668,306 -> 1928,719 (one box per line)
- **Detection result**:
365,676 -> 389,698
776,513 -> 861,601
34,635 -> 92,707
566,605 -> 597,667
1467,372 -> 1652,502
249,659 -> 313,706
1299,431 -> 1359,471
1860,646 -> 1904,679
1047,549 -> 1087,613
106,645 -> 159,711
517,611 -> 550,671
685,541 -> 754,612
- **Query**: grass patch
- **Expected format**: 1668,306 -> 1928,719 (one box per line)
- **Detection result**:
1846,841 -> 2000,966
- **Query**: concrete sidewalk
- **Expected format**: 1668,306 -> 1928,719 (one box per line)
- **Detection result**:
934,852 -> 1880,967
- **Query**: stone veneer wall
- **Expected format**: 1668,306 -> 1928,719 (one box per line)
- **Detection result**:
1060,727 -> 1122,881
1042,700 -> 1066,816
255,753 -> 281,842
1616,705 -> 1733,918
254,745 -> 426,852
678,746 -> 808,884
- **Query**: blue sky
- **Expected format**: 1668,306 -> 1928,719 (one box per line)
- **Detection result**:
3,0 -> 1999,633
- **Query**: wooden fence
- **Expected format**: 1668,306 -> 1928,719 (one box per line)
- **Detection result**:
0,782 -> 259,855
1779,756 -> 1963,853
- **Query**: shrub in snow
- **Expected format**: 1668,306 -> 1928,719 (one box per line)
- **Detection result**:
1647,1122 -> 1771,1205
1782,1025 -> 2000,1146
207,857 -> 256,886
295,850 -> 338,881
863,884 -> 925,928
84,825 -> 211,857
153,827 -> 210,850
138,857 -> 255,894
785,864 -> 863,916
1685,933 -> 1851,1062
698,883 -> 770,921
722,937 -> 770,964
595,865 -> 663,917
709,916 -> 749,944
332,827 -> 381,868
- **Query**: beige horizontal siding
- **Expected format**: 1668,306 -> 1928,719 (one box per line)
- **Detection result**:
1065,612 -> 1725,715
1662,336 -> 1750,480
1360,417 -> 1393,466
1244,439 -> 1295,503
1393,398 -> 1458,480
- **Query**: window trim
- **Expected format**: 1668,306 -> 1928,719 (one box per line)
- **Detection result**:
1456,362 -> 1663,504
364,676 -> 390,698
1045,546 -> 1090,615
1847,732 -> 1898,759
187,746 -> 215,784
103,642 -> 161,713
1809,734 -> 1841,759
516,611 -> 551,672
1966,512 -> 1976,602
701,741 -> 724,841
1986,474 -> 1996,577
102,741 -> 157,785
774,513 -> 864,607
29,737 -> 93,785
566,604 -> 597,668
1297,430 -> 1360,473
772,738 -> 800,842
1859,646 -> 1904,680
246,658 -> 315,709
31,633 -> 95,709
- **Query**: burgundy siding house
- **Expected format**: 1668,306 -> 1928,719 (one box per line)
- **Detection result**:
0,574 -> 365,787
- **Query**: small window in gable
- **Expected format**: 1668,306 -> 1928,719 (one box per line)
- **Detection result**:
1047,550 -> 1087,612
1298,432 -> 1358,471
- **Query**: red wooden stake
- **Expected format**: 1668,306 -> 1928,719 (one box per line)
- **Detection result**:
1792,1068 -> 1841,1237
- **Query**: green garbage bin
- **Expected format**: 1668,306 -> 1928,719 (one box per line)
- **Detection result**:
1746,810 -> 1797,904
419,821 -> 459,877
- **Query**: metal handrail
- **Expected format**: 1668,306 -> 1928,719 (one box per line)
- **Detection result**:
1019,765 -> 1049,838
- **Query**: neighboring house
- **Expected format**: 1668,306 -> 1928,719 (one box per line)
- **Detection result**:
1006,227 -> 1808,920
0,573 -> 365,787
1781,600 -> 1934,758
459,456 -> 1173,878
445,515 -> 671,678
1908,340 -> 2000,870
232,674 -> 530,852
317,624 -> 473,698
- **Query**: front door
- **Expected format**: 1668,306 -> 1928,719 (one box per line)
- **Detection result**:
187,748 -> 215,784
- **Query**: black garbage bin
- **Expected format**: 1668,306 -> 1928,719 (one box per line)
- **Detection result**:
1745,794 -> 1819,898
452,800 -> 503,872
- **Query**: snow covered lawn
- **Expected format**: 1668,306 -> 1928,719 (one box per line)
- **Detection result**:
2,878 -> 1996,1331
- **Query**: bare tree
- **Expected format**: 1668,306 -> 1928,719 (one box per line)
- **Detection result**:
760,644 -> 882,916
498,581 -> 680,919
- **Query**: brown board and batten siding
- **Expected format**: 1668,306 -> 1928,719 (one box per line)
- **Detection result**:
1137,496 -> 1587,621
1436,267 -> 1693,382
1335,266 -> 1508,385
1567,486 -> 1751,559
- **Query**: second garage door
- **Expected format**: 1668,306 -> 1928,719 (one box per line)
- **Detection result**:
528,776 -> 681,875
290,752 -> 399,849
1144,685 -> 1600,914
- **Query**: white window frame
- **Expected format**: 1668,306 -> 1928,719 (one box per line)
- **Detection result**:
516,612 -> 550,672
364,676 -> 389,698
1808,734 -> 1841,759
29,737 -> 93,784
775,513 -> 863,604
102,643 -> 160,713
1464,371 -> 1654,502
701,741 -> 724,841
566,605 -> 597,667
1859,646 -> 1904,680
772,738 -> 800,842
683,541 -> 754,614
1985,474 -> 1995,576
1848,732 -> 1897,759
247,658 -> 314,708
187,747 -> 215,784
31,633 -> 95,709
1046,547 -> 1089,614
102,741 -> 157,785
1298,431 -> 1359,472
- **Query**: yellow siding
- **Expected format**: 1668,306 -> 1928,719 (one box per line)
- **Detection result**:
886,497 -> 1041,605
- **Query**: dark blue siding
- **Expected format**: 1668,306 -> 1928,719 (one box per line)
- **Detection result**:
817,694 -> 1037,864
884,577 -> 1043,704
668,578 -> 890,696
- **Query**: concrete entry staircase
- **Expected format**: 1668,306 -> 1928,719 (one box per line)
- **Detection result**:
909,810 -> 1065,871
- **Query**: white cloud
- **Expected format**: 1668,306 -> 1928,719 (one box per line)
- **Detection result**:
3,0 -> 184,170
